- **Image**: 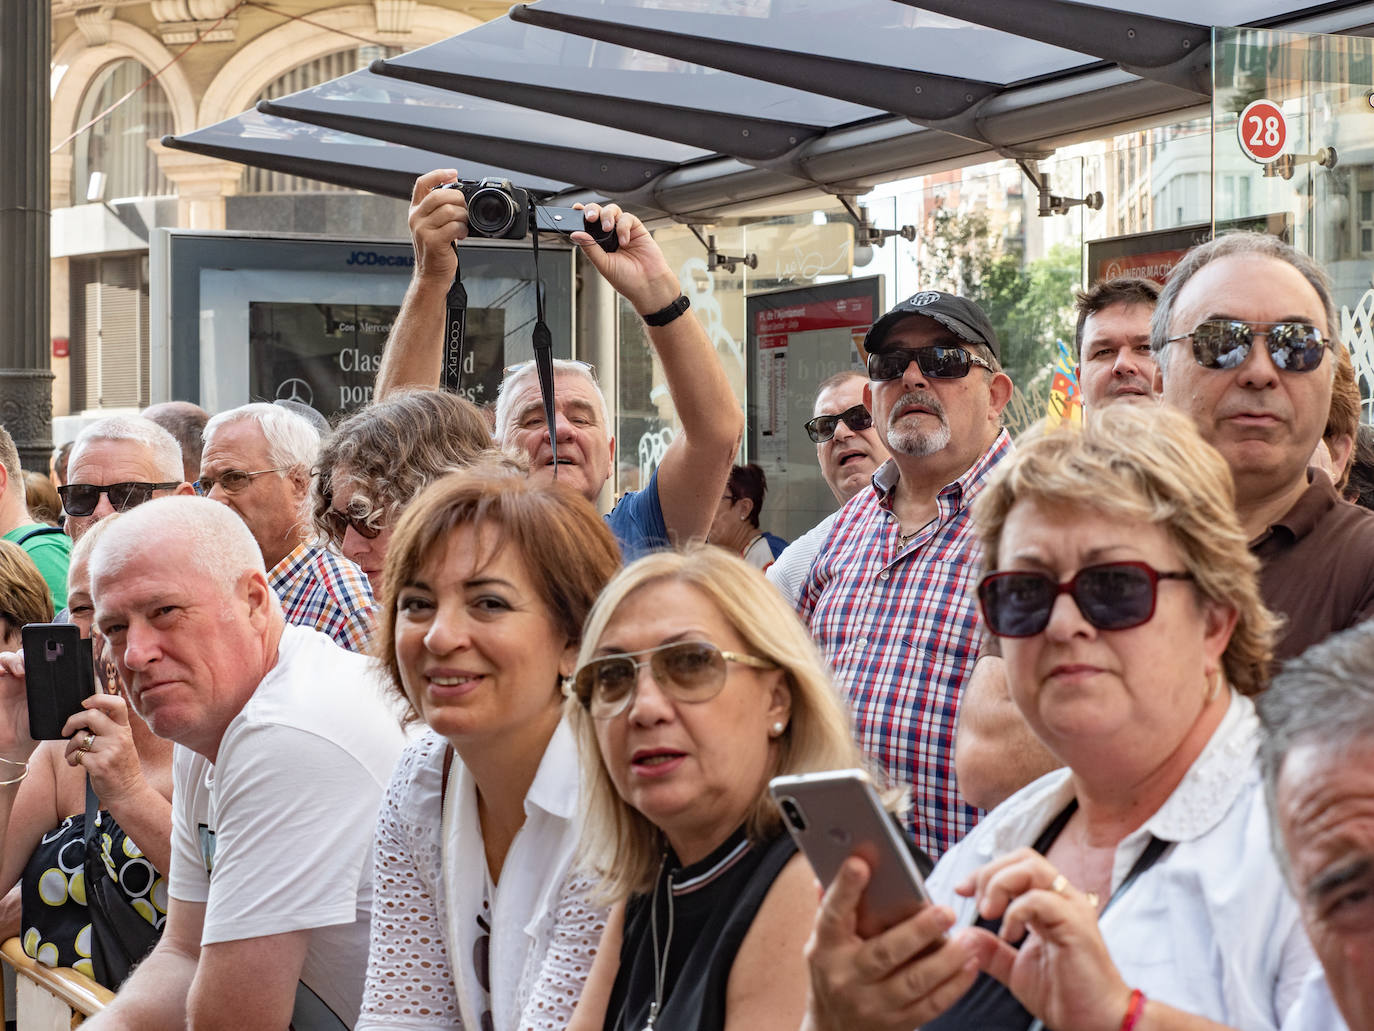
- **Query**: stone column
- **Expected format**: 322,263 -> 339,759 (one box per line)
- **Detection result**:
153,145 -> 243,231
0,2 -> 54,470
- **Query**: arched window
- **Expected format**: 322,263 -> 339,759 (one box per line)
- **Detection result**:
243,45 -> 399,195
71,59 -> 175,202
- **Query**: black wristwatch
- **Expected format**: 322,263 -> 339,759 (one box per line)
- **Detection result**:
642,294 -> 691,327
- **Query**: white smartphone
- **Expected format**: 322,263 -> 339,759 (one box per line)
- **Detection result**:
770,769 -> 932,938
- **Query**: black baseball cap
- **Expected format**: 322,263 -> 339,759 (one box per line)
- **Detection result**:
863,291 -> 1000,361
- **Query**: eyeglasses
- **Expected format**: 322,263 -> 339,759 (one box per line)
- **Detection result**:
571,640 -> 777,719
320,507 -> 382,542
977,561 -> 1194,638
804,403 -> 874,443
1166,320 -> 1330,373
194,468 -> 289,496
866,345 -> 992,383
58,481 -> 181,517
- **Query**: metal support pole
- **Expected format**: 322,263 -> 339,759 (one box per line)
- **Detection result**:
0,2 -> 53,471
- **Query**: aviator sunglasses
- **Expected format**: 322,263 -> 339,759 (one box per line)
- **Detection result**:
866,345 -> 993,383
804,403 -> 874,443
1167,319 -> 1330,373
977,561 -> 1194,638
571,640 -> 777,719
58,481 -> 180,518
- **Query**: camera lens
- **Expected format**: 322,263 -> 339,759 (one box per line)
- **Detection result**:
467,187 -> 518,237
778,797 -> 807,832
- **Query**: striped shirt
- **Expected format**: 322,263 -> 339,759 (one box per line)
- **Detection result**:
268,543 -> 376,653
798,430 -> 1011,859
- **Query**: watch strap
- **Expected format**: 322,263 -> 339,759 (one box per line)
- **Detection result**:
642,293 -> 690,327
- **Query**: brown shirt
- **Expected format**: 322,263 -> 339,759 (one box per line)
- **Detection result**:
1254,469 -> 1374,664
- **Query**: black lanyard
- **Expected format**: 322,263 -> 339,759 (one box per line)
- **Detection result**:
442,203 -> 559,470
1025,801 -> 1172,1031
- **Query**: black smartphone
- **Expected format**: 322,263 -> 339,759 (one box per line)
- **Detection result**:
770,769 -> 934,938
22,623 -> 95,740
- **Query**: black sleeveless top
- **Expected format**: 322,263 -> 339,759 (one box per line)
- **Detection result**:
603,826 -> 797,1031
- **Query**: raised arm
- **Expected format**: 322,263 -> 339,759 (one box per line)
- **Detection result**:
375,169 -> 468,398
574,203 -> 743,544
955,655 -> 1060,810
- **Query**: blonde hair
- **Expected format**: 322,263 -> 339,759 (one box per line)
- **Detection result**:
974,404 -> 1278,694
571,545 -> 866,901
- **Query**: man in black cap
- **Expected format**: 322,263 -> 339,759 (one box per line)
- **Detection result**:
796,290 -> 1013,859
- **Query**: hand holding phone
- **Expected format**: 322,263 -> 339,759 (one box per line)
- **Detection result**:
770,769 -> 933,939
22,624 -> 95,741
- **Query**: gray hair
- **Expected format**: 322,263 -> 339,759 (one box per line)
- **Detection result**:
70,416 -> 184,483
90,495 -> 267,603
204,402 -> 321,473
1258,621 -> 1374,875
493,359 -> 609,444
1150,232 -> 1339,385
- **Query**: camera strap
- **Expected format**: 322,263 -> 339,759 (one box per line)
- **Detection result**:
439,199 -> 560,474
442,243 -> 467,393
528,199 -> 559,475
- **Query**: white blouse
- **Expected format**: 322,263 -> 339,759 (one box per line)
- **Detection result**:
928,693 -> 1318,1029
357,723 -> 605,1030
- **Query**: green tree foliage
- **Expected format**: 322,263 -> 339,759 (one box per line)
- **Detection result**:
920,207 -> 1081,396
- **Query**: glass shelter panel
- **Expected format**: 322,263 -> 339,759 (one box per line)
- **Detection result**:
1213,25 -> 1374,412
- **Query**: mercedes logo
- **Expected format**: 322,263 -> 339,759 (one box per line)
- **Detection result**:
275,379 -> 313,406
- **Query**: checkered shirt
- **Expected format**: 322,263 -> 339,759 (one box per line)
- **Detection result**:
268,543 -> 376,653
799,430 -> 1012,859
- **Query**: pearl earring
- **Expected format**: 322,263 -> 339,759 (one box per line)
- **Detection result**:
771,721 -> 785,736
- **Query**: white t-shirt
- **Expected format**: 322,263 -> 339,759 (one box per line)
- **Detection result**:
1280,965 -> 1350,1031
766,510 -> 838,606
169,624 -> 408,1028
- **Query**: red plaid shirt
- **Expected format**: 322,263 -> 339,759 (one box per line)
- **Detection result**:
799,430 -> 1011,859
268,543 -> 376,653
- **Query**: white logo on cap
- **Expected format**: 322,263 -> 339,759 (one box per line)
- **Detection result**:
911,291 -> 941,307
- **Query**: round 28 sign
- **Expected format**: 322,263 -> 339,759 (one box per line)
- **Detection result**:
1237,99 -> 1288,162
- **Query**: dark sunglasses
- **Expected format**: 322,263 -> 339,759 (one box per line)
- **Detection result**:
321,507 -> 382,542
571,640 -> 776,720
804,403 -> 874,443
978,561 -> 1194,638
866,345 -> 992,383
58,481 -> 180,517
1167,319 -> 1329,373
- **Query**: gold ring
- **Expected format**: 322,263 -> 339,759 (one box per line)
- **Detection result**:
1050,873 -> 1070,897
80,731 -> 95,752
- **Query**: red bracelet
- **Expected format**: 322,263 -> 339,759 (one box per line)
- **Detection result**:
1119,988 -> 1146,1031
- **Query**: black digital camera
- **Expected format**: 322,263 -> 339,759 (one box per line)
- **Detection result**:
448,177 -> 529,240
440,178 -> 620,251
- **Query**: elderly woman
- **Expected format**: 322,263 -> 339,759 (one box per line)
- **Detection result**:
358,462 -> 622,1031
805,404 -> 1316,1031
0,526 -> 173,988
313,388 -> 493,594
566,545 -> 871,1031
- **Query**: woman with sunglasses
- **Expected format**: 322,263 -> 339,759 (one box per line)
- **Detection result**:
804,404 -> 1318,1031
358,461 -> 621,1031
312,388 -> 494,595
565,545 -> 872,1031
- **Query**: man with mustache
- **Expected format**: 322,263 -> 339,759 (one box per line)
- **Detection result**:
797,291 -> 1013,859
1074,276 -> 1159,409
